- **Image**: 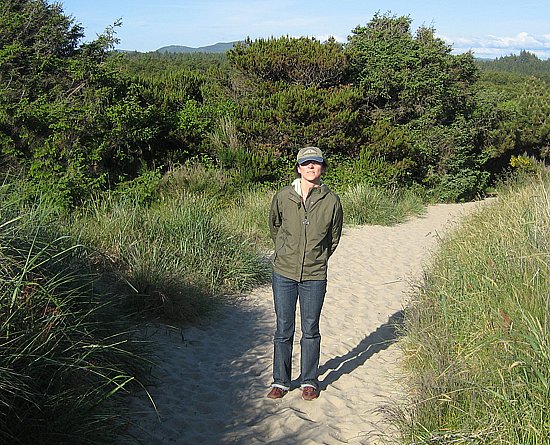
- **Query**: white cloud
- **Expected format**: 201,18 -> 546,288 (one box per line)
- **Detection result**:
439,32 -> 550,59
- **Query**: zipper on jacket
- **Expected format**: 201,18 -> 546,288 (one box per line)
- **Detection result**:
300,206 -> 309,280
302,210 -> 310,226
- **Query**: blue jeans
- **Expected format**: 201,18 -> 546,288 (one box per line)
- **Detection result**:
271,271 -> 327,390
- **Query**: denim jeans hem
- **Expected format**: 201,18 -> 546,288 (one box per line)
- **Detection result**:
271,383 -> 290,391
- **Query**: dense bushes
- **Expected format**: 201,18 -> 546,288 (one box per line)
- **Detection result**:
228,36 -> 348,87
0,1 -> 215,205
346,14 -> 479,124
219,17 -> 498,200
2,2 -> 549,204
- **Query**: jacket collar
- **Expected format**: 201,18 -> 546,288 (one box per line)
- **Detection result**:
289,178 -> 328,204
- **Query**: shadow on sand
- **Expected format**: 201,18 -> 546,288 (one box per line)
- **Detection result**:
317,310 -> 405,391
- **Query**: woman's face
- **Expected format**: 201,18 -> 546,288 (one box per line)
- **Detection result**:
297,160 -> 324,183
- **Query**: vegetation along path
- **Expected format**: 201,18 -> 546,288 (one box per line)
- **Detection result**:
121,201 -> 487,445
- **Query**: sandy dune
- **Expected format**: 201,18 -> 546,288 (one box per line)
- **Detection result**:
120,201 -> 486,445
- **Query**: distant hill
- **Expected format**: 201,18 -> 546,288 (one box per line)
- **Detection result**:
156,42 -> 240,54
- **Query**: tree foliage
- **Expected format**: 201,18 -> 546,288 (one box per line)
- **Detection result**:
477,50 -> 550,79
0,0 -> 193,204
345,13 -> 479,124
223,35 -> 367,171
1,3 -> 549,204
228,36 -> 348,88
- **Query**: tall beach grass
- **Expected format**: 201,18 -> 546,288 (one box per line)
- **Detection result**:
71,188 -> 271,321
340,183 -> 425,226
399,169 -> 550,444
0,181 -> 145,444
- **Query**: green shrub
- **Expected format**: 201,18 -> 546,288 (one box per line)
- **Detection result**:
340,183 -> 425,226
324,151 -> 409,192
158,163 -> 230,199
113,168 -> 163,206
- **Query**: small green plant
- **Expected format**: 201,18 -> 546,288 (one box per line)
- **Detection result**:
510,154 -> 538,172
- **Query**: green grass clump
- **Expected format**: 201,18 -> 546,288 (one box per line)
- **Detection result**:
0,183 -> 144,445
340,183 -> 425,226
217,186 -> 274,249
72,190 -> 271,321
400,169 -> 550,444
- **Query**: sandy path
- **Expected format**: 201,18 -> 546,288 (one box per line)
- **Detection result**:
121,201 -> 485,445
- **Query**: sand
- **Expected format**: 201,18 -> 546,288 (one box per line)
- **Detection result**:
120,201 -> 486,445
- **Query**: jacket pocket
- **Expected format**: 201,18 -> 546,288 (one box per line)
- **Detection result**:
273,231 -> 288,263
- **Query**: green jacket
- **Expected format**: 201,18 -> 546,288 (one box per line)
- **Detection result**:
269,181 -> 343,281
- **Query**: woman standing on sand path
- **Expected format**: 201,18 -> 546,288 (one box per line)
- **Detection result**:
267,147 -> 343,401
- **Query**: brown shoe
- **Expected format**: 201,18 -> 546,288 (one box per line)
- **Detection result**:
301,386 -> 319,401
267,387 -> 288,399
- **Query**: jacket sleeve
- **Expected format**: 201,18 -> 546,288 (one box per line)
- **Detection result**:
269,192 -> 282,244
329,196 -> 343,257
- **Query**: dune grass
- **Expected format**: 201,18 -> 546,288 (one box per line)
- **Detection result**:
399,169 -> 550,444
340,183 -> 425,226
71,189 -> 271,321
215,186 -> 274,249
0,183 -> 145,445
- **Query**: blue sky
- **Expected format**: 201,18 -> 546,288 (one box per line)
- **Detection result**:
59,0 -> 550,59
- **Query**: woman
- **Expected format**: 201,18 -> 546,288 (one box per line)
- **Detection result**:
267,146 -> 343,401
